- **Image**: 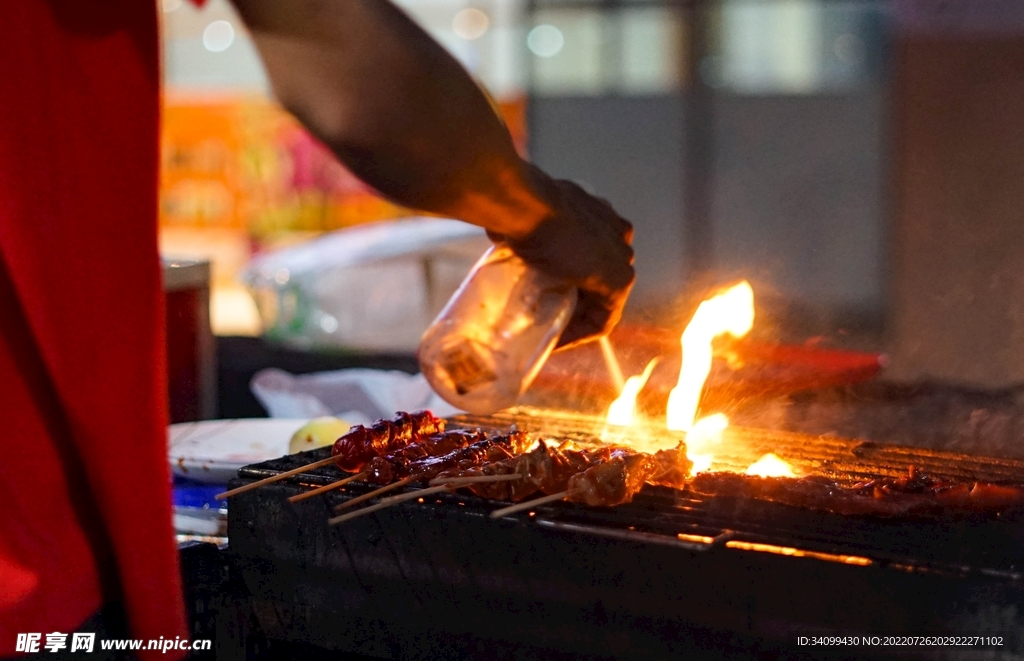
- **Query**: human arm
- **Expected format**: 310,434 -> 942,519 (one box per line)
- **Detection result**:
229,0 -> 634,346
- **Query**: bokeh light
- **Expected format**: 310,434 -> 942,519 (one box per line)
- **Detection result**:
203,20 -> 235,53
452,8 -> 489,41
527,24 -> 565,58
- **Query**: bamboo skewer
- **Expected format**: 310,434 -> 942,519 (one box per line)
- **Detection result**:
332,475 -> 419,513
215,455 -> 339,500
489,490 -> 575,519
328,485 -> 455,526
327,474 -> 526,525
287,471 -> 370,504
427,473 -> 525,487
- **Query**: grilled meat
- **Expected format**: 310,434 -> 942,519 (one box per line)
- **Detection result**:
567,452 -> 658,507
649,443 -> 691,489
332,410 -> 445,472
404,435 -> 525,482
434,440 -> 613,502
366,429 -> 489,484
689,466 -> 1024,517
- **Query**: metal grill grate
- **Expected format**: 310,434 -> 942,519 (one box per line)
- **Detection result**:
237,407 -> 1024,577
228,408 -> 1024,659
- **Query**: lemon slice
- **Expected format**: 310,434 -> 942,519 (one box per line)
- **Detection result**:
289,417 -> 352,454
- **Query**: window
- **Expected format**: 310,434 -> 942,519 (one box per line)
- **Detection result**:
712,0 -> 885,94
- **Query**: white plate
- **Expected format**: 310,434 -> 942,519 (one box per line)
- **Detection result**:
168,418 -> 308,484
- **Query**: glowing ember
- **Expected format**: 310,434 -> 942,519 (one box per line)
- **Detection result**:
667,281 -> 754,432
605,359 -> 658,427
745,453 -> 797,478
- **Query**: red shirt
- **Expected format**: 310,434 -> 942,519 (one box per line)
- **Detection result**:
0,1 -> 188,656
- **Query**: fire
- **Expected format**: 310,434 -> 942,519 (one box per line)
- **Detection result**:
745,453 -> 797,478
676,413 -> 727,474
600,280 -> 795,480
605,359 -> 658,427
686,412 -> 728,450
667,281 -> 754,432
689,454 -> 713,474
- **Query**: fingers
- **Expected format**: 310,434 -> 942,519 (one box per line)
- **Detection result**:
593,196 -> 634,245
555,274 -> 634,350
560,182 -> 633,245
501,168 -> 636,348
555,302 -> 604,350
620,217 -> 634,245
610,212 -> 633,247
578,248 -> 635,301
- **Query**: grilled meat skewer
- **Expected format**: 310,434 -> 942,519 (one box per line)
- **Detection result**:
488,442 -> 692,517
438,439 -> 693,512
332,410 -> 445,472
216,409 -> 444,500
566,452 -> 657,507
434,440 -> 614,502
290,426 -> 490,503
486,449 -> 650,519
330,431 -> 532,515
366,429 -> 530,484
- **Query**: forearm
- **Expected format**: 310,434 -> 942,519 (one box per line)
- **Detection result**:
230,0 -> 548,238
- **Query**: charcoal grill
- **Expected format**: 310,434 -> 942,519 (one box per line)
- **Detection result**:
223,408 -> 1024,660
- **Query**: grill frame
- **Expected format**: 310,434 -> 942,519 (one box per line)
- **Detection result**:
225,410 -> 1024,659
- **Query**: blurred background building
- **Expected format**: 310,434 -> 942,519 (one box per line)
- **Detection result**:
161,0 -> 886,329
161,0 -> 1024,391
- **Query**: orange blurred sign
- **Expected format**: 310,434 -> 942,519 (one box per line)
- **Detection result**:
160,92 -> 528,238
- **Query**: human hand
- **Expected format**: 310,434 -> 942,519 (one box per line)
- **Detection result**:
491,163 -> 635,350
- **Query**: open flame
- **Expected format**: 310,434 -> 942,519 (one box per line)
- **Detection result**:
605,358 -> 658,427
666,281 -> 754,432
684,413 -> 728,474
745,453 -> 797,478
688,454 -> 713,475
686,412 -> 729,450
665,281 -> 752,473
600,279 -> 795,478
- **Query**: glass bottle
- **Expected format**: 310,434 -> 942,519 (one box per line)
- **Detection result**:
418,244 -> 576,414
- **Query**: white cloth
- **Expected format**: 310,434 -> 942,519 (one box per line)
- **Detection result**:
250,367 -> 462,424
